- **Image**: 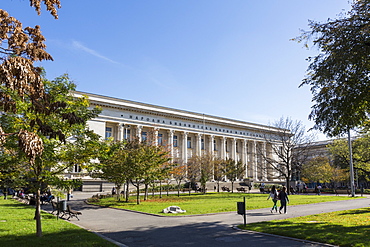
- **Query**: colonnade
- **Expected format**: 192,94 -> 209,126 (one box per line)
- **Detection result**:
110,123 -> 271,181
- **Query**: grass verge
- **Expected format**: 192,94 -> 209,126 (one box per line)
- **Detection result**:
89,192 -> 361,216
0,198 -> 116,247
239,207 -> 370,247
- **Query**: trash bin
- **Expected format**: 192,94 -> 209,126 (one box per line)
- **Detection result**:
58,200 -> 67,211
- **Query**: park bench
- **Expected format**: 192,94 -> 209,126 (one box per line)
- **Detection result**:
66,205 -> 82,221
182,188 -> 191,192
221,186 -> 230,192
236,187 -> 246,192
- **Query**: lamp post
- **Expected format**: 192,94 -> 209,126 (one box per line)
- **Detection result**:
348,129 -> 355,197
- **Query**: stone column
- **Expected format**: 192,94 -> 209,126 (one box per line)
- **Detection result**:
253,141 -> 258,180
168,129 -> 174,162
209,135 -> 214,156
136,125 -> 142,142
262,142 -> 267,180
153,127 -> 159,146
242,139 -> 248,178
196,133 -> 202,156
221,137 -> 226,160
118,123 -> 124,141
182,132 -> 188,164
231,138 -> 237,161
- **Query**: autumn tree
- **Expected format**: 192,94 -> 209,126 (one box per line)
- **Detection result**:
258,117 -> 315,192
0,0 -> 63,237
171,163 -> 187,197
301,156 -> 334,184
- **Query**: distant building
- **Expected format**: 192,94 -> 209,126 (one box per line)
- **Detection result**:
67,91 -> 287,191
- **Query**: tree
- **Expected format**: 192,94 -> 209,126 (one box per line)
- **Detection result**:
0,76 -> 100,237
187,153 -> 214,194
0,1 -> 64,237
171,163 -> 187,197
259,117 -> 315,192
224,158 -> 245,193
92,139 -> 129,201
294,0 -> 370,136
301,156 -> 334,184
213,158 -> 226,192
328,134 -> 370,183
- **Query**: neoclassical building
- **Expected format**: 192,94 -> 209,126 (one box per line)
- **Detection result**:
71,91 -> 286,191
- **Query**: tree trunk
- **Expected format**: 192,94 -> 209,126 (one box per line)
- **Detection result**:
35,188 -> 42,237
125,180 -> 130,202
160,180 -> 163,198
144,184 -> 149,200
177,180 -> 181,197
116,184 -> 121,201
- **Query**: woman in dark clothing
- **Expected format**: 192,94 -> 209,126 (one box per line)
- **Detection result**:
278,186 -> 289,214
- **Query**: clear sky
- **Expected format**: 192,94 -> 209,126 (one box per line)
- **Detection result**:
3,0 -> 352,140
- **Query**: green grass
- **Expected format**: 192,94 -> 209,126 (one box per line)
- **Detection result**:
239,207 -> 370,247
89,192 -> 360,216
0,198 -> 116,247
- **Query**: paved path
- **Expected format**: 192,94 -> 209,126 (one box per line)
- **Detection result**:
43,193 -> 370,247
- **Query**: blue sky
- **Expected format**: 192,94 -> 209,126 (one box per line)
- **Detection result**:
3,0 -> 351,140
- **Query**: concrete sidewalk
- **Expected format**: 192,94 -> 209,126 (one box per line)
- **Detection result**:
45,192 -> 370,247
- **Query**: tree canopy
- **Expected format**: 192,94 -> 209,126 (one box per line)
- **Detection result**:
295,0 -> 370,136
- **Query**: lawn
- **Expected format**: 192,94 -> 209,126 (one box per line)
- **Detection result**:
239,207 -> 370,247
0,198 -> 116,247
89,192 -> 360,216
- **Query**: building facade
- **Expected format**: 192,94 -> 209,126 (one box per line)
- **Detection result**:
70,91 -> 286,190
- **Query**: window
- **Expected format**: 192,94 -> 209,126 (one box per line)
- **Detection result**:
214,140 -> 217,151
142,132 -> 147,142
187,137 -> 192,148
226,141 -> 229,152
158,133 -> 163,146
236,142 -> 239,153
201,138 -> 205,150
105,127 -> 113,139
124,129 -> 130,140
73,164 -> 81,173
173,135 -> 178,147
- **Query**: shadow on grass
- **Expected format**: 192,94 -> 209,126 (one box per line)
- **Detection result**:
339,208 -> 370,215
243,220 -> 370,246
0,228 -> 115,247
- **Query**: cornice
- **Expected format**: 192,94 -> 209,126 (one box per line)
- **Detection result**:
73,90 -> 286,135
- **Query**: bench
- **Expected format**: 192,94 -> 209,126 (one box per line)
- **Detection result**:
221,186 -> 230,192
236,187 -> 246,192
66,205 -> 82,220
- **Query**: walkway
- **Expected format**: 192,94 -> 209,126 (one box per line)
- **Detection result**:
44,192 -> 370,247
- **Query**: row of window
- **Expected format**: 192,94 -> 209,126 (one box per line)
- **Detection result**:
106,127 -> 244,152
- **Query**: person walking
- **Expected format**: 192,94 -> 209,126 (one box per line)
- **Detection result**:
267,185 -> 278,213
278,186 -> 289,214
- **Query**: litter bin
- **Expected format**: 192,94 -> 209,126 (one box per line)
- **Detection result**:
58,200 -> 67,211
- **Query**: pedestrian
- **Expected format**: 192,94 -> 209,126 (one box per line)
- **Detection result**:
317,185 -> 322,195
112,187 -> 116,195
267,185 -> 278,213
278,186 -> 289,214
